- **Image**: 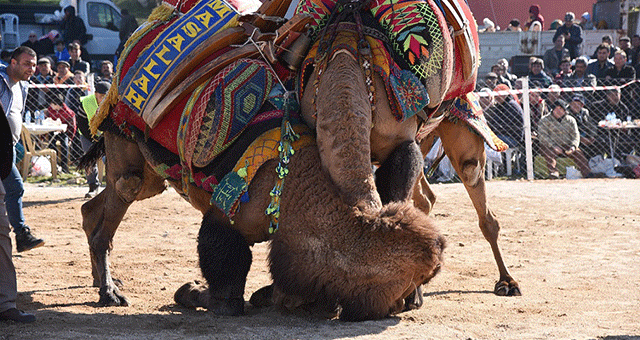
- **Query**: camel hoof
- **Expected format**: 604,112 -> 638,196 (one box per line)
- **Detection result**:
98,291 -> 129,307
494,280 -> 522,296
209,297 -> 244,316
403,286 -> 424,311
249,284 -> 274,308
174,281 -> 208,309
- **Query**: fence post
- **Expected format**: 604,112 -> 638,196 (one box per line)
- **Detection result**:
522,77 -> 534,180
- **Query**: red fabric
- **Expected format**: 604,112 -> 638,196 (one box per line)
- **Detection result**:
47,103 -> 77,139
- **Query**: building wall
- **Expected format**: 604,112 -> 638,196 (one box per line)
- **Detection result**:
468,0 -> 596,31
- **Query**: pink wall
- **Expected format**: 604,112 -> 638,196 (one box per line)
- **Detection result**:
468,0 -> 596,31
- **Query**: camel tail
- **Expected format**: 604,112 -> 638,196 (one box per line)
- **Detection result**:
77,136 -> 105,172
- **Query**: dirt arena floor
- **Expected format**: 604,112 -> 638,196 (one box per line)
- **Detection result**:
2,179 -> 639,339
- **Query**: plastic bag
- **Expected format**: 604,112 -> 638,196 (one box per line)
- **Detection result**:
565,166 -> 582,180
588,155 -> 622,178
31,156 -> 52,177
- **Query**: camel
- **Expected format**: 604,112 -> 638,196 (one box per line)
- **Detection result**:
295,0 -> 521,297
81,0 -> 518,319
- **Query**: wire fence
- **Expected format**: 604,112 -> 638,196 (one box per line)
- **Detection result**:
17,78 -> 640,182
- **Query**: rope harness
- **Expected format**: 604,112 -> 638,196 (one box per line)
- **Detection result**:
311,0 -> 378,118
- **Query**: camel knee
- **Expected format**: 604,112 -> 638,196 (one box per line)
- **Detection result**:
115,175 -> 144,203
480,209 -> 501,241
459,159 -> 483,187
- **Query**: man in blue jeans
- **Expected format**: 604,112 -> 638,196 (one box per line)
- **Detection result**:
0,46 -> 45,253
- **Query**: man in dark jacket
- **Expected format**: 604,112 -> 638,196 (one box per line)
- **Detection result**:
68,43 -> 90,74
61,6 -> 87,45
553,12 -> 583,60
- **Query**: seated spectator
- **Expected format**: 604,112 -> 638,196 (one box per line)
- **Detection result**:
553,12 -> 583,59
36,30 -> 59,58
54,60 -> 75,102
543,34 -> 570,76
32,57 -> 57,110
545,84 -> 564,106
485,84 -> 523,148
604,50 -> 636,84
0,50 -> 11,66
484,72 -> 499,89
568,95 -> 598,159
618,36 -> 633,63
21,32 -> 41,56
45,93 -> 77,173
592,35 -> 620,60
579,12 -> 594,30
528,84 -> 547,135
491,64 -> 513,88
480,18 -> 498,32
528,58 -> 553,88
586,43 -> 614,79
549,19 -> 563,31
529,21 -> 542,32
525,4 -> 544,31
68,43 -> 90,74
65,70 -> 88,117
566,57 -> 597,88
97,60 -> 113,83
54,40 -> 70,63
631,34 -> 640,67
590,87 -> 630,121
537,99 -> 591,178
497,58 -> 518,85
554,58 -> 573,85
506,19 -> 522,32
72,40 -> 92,67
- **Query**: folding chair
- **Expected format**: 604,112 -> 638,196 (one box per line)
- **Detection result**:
20,124 -> 58,179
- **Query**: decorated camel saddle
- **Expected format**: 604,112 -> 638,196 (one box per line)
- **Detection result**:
296,0 -> 506,151
93,0 -> 315,220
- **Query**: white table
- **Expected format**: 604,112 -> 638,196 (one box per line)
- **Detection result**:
23,122 -> 68,150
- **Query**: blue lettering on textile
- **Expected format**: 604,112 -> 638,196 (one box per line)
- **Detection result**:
119,0 -> 238,115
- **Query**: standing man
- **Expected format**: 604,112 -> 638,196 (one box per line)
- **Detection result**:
60,6 -> 87,45
553,12 -> 583,60
1,96 -> 36,323
0,47 -> 45,253
68,43 -> 90,75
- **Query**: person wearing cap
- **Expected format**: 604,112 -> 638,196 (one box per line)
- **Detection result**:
31,57 -> 56,111
77,81 -> 110,198
543,34 -> 570,77
618,36 -> 633,64
579,12 -> 593,30
553,12 -> 583,60
568,95 -> 598,159
484,72 -> 499,89
537,99 -> 591,179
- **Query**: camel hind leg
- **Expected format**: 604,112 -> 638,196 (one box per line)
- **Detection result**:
435,119 -> 521,296
81,131 -> 166,306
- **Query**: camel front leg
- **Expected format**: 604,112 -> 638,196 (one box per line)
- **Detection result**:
436,119 -> 521,296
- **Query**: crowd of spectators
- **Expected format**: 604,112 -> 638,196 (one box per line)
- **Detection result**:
478,10 -> 640,179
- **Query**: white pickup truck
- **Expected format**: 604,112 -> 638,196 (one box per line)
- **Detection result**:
1,0 -> 122,67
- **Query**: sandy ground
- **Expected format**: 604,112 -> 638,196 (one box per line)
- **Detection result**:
1,179 -> 639,339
